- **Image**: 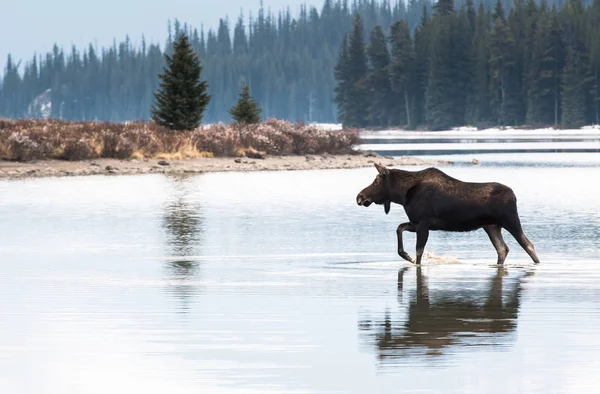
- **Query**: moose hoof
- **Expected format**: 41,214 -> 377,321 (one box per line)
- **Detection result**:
398,251 -> 414,263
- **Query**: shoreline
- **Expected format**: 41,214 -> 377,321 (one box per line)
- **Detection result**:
0,153 -> 460,180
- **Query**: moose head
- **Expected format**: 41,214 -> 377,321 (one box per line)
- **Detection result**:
356,163 -> 392,214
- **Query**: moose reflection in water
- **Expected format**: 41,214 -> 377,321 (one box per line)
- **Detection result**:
162,175 -> 204,310
359,266 -> 531,363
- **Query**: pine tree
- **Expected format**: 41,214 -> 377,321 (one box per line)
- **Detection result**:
333,35 -> 351,125
233,15 -> 248,55
561,0 -> 592,127
151,32 -> 210,131
217,18 -> 232,55
522,0 -> 540,124
413,5 -> 432,126
389,19 -> 415,127
466,0 -> 476,30
489,0 -> 521,126
472,3 -> 492,124
591,7 -> 600,123
434,0 -> 455,16
590,0 -> 600,123
508,0 -> 527,124
452,6 -> 475,126
527,7 -> 563,125
229,82 -> 262,124
366,25 -> 393,126
562,48 -> 588,127
548,9 -> 564,126
344,14 -> 370,128
2,55 -> 23,118
425,8 -> 462,130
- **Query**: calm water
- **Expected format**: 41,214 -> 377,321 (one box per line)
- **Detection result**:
359,129 -> 600,157
1,151 -> 600,393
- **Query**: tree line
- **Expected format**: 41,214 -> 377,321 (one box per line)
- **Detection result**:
0,0 -> 596,127
335,0 -> 600,129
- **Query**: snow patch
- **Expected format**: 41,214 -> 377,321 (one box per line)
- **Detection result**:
311,123 -> 343,131
27,88 -> 52,118
361,126 -> 600,138
452,126 -> 478,132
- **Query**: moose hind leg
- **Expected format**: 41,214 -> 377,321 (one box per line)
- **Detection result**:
397,222 -> 416,263
414,223 -> 430,266
503,215 -> 541,264
483,225 -> 509,265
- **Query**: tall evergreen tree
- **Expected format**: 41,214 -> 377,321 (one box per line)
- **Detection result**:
413,5 -> 432,126
434,0 -> 455,16
333,35 -> 351,125
233,15 -> 248,55
489,0 -> 521,126
590,0 -> 600,123
151,32 -> 210,130
452,6 -> 475,125
507,0 -> 528,124
426,2 -> 468,130
425,16 -> 454,130
389,20 -> 415,127
366,25 -> 393,126
472,3 -> 492,124
466,0 -> 476,30
561,0 -> 592,126
344,14 -> 370,127
2,55 -> 23,118
562,47 -> 588,127
522,0 -> 540,124
527,7 -> 564,125
217,18 -> 232,55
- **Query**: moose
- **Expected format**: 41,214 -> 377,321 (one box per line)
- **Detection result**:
356,163 -> 540,265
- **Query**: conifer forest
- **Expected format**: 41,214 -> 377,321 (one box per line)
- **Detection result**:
1,0 -> 599,129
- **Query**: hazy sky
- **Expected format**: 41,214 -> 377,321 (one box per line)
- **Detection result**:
1,0 -> 316,72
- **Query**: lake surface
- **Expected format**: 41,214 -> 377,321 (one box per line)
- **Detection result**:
359,128 -> 600,157
1,144 -> 600,393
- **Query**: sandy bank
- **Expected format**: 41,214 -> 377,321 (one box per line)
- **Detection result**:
0,153 -> 460,180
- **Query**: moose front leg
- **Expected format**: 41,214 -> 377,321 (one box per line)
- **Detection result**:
414,222 -> 430,265
397,222 -> 416,263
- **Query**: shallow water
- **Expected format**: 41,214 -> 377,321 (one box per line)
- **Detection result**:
1,152 -> 600,393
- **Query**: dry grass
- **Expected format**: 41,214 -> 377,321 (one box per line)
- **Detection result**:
0,118 -> 359,162
235,146 -> 264,158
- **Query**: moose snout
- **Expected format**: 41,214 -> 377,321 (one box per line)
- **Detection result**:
356,194 -> 372,207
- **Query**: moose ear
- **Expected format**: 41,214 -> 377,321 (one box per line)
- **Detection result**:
374,163 -> 389,176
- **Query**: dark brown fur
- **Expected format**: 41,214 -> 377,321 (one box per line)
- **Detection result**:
356,163 -> 540,265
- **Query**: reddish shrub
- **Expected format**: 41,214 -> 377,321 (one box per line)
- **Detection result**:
115,138 -> 135,159
0,118 -> 359,161
6,133 -> 53,161
62,138 -> 99,161
100,131 -> 120,157
192,123 -> 240,156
